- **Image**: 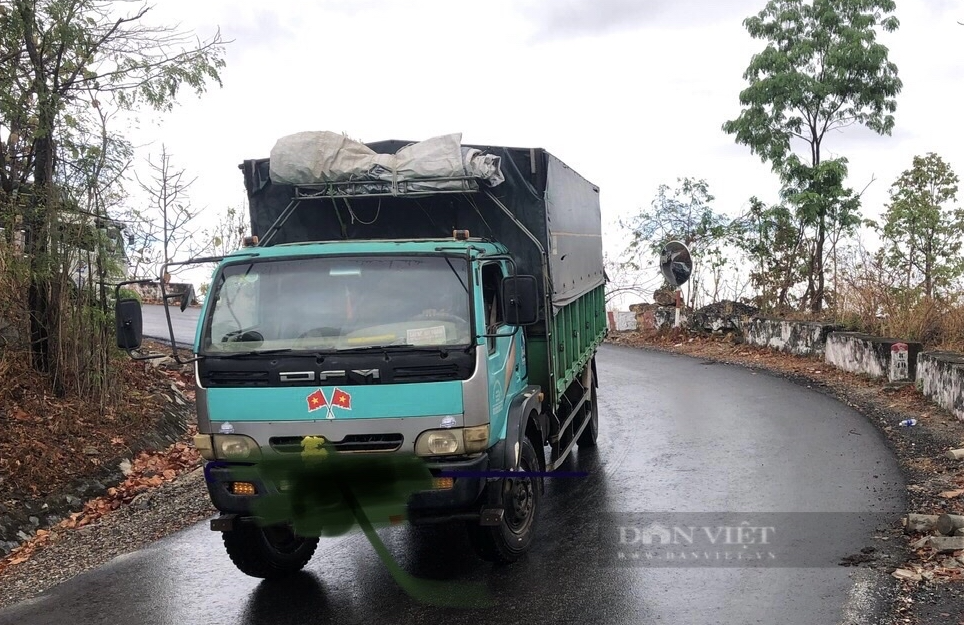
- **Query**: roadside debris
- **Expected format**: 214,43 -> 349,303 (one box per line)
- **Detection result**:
905,514 -> 940,533
937,514 -> 964,536
893,568 -> 924,582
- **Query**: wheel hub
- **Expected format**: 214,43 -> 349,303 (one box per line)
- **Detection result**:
505,476 -> 534,529
262,524 -> 303,553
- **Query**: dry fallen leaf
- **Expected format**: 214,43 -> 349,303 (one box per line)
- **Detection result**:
939,489 -> 964,499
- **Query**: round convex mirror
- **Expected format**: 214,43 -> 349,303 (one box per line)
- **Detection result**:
659,241 -> 692,288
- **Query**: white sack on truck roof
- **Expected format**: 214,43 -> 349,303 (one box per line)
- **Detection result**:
268,131 -> 504,190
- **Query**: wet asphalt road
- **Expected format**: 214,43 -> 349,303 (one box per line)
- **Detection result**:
0,343 -> 904,625
141,303 -> 201,347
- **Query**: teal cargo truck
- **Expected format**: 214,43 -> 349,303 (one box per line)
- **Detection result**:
114,132 -> 607,577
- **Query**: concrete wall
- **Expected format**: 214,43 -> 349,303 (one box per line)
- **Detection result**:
127,281 -> 197,305
603,301 -> 964,423
917,352 -> 964,420
608,311 -> 637,331
606,301 -> 964,422
744,318 -> 836,357
825,332 -> 923,382
690,311 -> 744,333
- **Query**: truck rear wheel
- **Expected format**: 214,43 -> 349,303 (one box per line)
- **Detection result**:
468,436 -> 541,564
222,518 -> 319,579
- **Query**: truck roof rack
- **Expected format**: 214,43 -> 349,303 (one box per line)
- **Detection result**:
292,176 -> 482,200
259,177 -> 486,247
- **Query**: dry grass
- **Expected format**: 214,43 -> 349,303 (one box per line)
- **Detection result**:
818,246 -> 964,350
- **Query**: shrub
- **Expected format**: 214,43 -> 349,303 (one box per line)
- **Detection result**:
117,288 -> 142,302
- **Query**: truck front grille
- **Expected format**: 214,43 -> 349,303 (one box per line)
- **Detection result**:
392,363 -> 461,381
204,371 -> 269,387
269,434 -> 404,454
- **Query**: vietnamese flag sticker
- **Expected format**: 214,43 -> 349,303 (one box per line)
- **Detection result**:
332,388 -> 352,411
307,389 -> 327,412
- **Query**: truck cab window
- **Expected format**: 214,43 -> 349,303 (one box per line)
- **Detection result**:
481,263 -> 504,350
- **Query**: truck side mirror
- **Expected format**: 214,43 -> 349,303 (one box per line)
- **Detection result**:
501,275 -> 539,326
115,298 -> 144,350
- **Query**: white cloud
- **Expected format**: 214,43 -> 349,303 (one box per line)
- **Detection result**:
107,0 -> 964,305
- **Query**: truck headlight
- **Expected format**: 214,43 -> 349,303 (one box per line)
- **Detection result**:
212,434 -> 261,461
417,430 -> 462,455
415,425 -> 489,456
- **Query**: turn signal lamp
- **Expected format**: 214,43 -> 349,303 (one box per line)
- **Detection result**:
432,477 -> 454,490
463,425 -> 489,453
231,482 -> 257,496
193,434 -> 215,461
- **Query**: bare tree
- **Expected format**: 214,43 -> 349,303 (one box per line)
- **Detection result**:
134,144 -> 207,280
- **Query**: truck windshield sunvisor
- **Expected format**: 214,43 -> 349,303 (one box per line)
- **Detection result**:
200,255 -> 473,355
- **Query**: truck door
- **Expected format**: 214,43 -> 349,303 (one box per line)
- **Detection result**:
480,261 -> 518,424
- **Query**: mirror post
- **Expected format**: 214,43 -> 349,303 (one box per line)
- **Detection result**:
660,241 -> 693,327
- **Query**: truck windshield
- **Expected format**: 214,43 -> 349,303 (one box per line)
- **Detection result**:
200,255 -> 472,353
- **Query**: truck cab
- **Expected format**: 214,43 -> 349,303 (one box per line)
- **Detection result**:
196,238 -> 536,520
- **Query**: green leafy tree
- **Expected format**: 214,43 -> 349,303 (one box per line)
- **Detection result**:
733,196 -> 807,310
873,153 -> 963,299
722,0 -> 901,312
0,0 -> 225,383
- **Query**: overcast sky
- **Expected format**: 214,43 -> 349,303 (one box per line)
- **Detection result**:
120,0 -> 964,303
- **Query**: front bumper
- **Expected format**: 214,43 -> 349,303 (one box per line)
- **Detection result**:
203,452 -> 490,525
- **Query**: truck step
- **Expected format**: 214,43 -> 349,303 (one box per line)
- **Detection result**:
479,507 -> 504,526
210,514 -> 237,532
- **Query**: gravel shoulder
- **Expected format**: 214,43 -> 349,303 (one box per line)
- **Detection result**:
0,465 -> 215,610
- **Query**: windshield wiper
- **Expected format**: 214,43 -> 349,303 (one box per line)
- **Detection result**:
209,348 -> 298,359
335,344 -> 418,353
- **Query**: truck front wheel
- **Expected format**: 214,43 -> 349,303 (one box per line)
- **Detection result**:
222,518 -> 319,579
468,436 -> 541,564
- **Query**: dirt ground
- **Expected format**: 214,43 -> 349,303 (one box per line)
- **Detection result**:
0,339 -> 201,568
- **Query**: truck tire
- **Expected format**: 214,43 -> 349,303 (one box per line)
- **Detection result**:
576,381 -> 598,447
577,363 -> 598,447
468,436 -> 541,564
222,518 -> 319,579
